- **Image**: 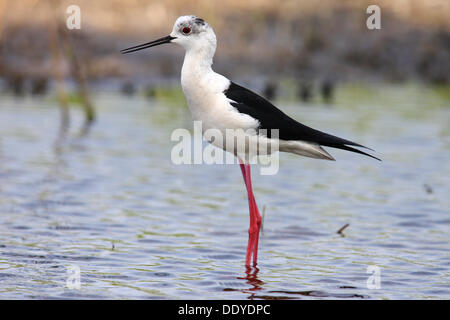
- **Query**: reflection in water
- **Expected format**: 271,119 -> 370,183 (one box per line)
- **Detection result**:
54,108 -> 70,155
223,266 -> 265,300
238,266 -> 264,298
227,267 -> 368,300
266,290 -> 368,299
52,117 -> 71,179
239,266 -> 264,291
79,120 -> 94,137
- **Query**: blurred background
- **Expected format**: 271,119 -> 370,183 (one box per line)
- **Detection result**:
1,0 -> 449,99
0,0 -> 449,299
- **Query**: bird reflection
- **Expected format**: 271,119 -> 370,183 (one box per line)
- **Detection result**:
238,266 -> 264,290
227,266 -> 264,300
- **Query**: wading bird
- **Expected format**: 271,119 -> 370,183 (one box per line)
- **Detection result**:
121,15 -> 379,267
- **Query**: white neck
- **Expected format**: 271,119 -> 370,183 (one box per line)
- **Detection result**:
181,45 -> 215,86
180,41 -> 229,94
179,36 -> 231,122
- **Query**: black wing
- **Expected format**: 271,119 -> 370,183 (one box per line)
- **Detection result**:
224,81 -> 380,161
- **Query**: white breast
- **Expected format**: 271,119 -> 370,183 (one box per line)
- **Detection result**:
181,62 -> 259,134
180,48 -> 269,161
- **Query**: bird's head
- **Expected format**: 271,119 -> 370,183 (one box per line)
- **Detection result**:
121,15 -> 216,54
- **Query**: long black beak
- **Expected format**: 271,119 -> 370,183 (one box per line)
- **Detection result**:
121,35 -> 176,54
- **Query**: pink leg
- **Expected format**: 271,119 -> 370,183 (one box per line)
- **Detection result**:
239,163 -> 254,266
245,165 -> 262,266
239,162 -> 262,267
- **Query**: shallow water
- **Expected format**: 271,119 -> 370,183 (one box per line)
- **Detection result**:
0,86 -> 449,299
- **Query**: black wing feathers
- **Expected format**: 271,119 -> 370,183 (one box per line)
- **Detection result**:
224,82 -> 379,161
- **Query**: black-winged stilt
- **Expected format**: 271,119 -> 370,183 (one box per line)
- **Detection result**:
121,15 -> 379,267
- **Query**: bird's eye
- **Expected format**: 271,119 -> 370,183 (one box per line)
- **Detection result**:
182,27 -> 191,34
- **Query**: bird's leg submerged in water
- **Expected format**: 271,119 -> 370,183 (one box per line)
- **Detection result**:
239,162 -> 262,267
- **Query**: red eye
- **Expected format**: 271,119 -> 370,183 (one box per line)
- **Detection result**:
182,27 -> 191,34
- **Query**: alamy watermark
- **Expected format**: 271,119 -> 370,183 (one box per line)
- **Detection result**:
171,121 -> 280,175
65,4 -> 381,33
366,265 -> 381,289
366,5 -> 381,30
66,5 -> 81,30
66,265 -> 81,289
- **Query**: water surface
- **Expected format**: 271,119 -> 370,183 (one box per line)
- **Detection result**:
0,85 -> 449,299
